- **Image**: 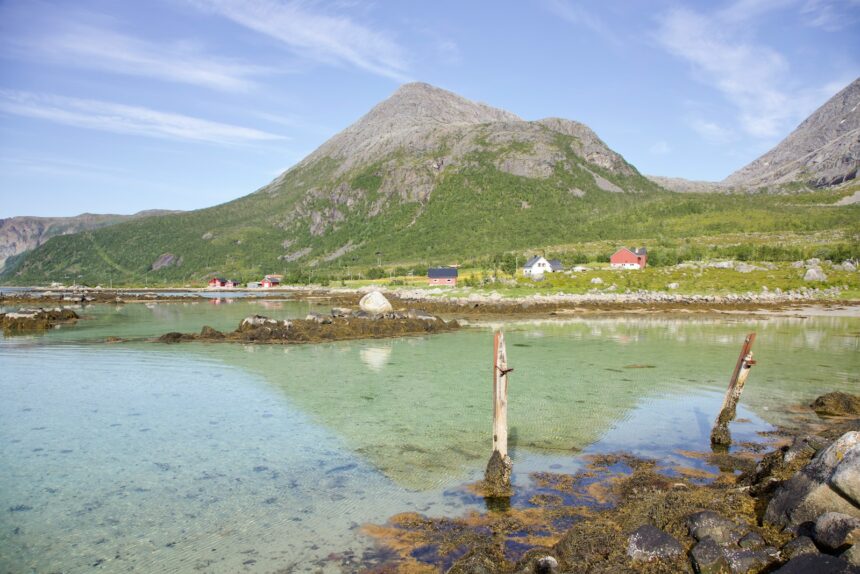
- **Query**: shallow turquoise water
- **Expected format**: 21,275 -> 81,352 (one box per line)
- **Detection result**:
1,301 -> 858,572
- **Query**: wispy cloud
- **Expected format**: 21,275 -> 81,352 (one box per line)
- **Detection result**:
800,0 -> 860,30
688,118 -> 736,144
544,0 -> 622,45
0,4 -> 270,92
656,7 -> 794,139
190,0 -> 409,81
28,27 -> 268,92
0,91 -> 286,144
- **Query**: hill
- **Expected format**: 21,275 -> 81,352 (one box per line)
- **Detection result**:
0,210 -> 176,273
2,83 -> 858,286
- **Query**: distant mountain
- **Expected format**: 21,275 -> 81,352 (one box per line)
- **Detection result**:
724,78 -> 860,188
0,211 -> 175,272
3,82 -> 857,286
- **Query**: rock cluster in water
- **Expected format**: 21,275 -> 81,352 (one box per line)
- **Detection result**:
391,393 -> 860,574
158,305 -> 457,345
0,307 -> 78,332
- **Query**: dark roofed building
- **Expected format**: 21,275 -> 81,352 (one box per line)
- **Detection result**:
428,267 -> 458,286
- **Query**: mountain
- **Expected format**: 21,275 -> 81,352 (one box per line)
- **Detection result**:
2,82 -> 857,285
724,78 -> 860,188
0,211 -> 175,272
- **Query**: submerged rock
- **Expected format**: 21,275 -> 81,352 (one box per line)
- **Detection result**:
0,307 -> 78,332
812,392 -> 860,417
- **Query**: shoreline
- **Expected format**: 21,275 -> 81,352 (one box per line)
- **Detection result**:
2,286 -> 859,319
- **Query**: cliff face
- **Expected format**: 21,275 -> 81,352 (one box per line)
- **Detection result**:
724,78 -> 860,188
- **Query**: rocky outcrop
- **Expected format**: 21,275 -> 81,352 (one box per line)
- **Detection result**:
724,78 -> 860,189
812,393 -> 860,417
157,308 -> 457,345
765,432 -> 860,527
0,307 -> 78,332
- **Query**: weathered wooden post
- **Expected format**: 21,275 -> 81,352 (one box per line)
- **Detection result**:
711,333 -> 757,447
484,330 -> 514,497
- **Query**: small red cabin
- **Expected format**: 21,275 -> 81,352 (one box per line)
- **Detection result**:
261,275 -> 281,288
208,277 -> 227,288
610,247 -> 648,269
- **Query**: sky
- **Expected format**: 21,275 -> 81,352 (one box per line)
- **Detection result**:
0,0 -> 858,218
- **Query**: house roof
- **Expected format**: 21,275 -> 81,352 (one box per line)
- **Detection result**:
428,267 -> 458,278
523,256 -> 544,268
611,247 -> 647,258
548,259 -> 563,271
210,277 -> 226,282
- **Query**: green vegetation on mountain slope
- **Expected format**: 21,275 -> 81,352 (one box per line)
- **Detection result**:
2,135 -> 858,287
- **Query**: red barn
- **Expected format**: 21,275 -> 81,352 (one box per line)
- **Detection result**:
208,277 -> 227,288
610,247 -> 648,269
428,267 -> 458,286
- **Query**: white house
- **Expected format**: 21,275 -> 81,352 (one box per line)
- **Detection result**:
523,256 -> 563,276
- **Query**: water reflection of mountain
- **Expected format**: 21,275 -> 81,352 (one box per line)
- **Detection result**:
218,315 -> 858,490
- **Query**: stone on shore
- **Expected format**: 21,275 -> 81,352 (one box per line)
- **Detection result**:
765,432 -> 860,527
812,392 -> 860,417
773,554 -> 859,573
686,511 -> 743,544
690,537 -> 729,574
804,267 -> 828,282
813,512 -> 860,552
780,536 -> 819,560
359,291 -> 393,314
625,524 -> 683,562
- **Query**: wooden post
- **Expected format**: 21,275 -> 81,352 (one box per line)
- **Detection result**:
711,333 -> 757,447
484,330 -> 513,497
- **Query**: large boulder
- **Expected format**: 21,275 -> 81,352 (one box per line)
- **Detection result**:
359,291 -> 393,314
765,432 -> 860,527
804,267 -> 828,282
812,392 -> 860,417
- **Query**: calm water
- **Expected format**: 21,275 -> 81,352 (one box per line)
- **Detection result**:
1,300 -> 858,573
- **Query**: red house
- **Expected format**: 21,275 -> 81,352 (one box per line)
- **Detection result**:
261,274 -> 282,288
610,247 -> 648,269
208,277 -> 227,288
428,267 -> 458,286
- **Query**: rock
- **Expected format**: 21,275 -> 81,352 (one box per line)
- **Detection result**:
804,267 -> 828,282
158,332 -> 186,343
806,258 -> 822,267
667,282 -> 680,290
359,291 -> 393,314
832,447 -> 860,507
812,392 -> 860,416
736,263 -> 764,273
513,549 -> 560,574
199,325 -> 224,339
239,315 -> 279,331
407,309 -> 437,321
723,547 -> 778,573
780,536 -> 819,559
842,261 -> 857,272
773,554 -> 860,573
792,261 -> 805,268
842,545 -> 860,566
738,531 -> 765,549
590,277 -> 604,285
814,512 -> 860,552
626,524 -> 683,562
686,511 -> 743,544
691,537 -> 730,574
765,432 -> 860,527
306,312 -> 332,324
331,307 -> 352,317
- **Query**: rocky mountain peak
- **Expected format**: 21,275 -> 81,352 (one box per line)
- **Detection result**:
724,77 -> 860,188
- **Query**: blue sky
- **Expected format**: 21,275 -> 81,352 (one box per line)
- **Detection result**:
0,0 -> 857,218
